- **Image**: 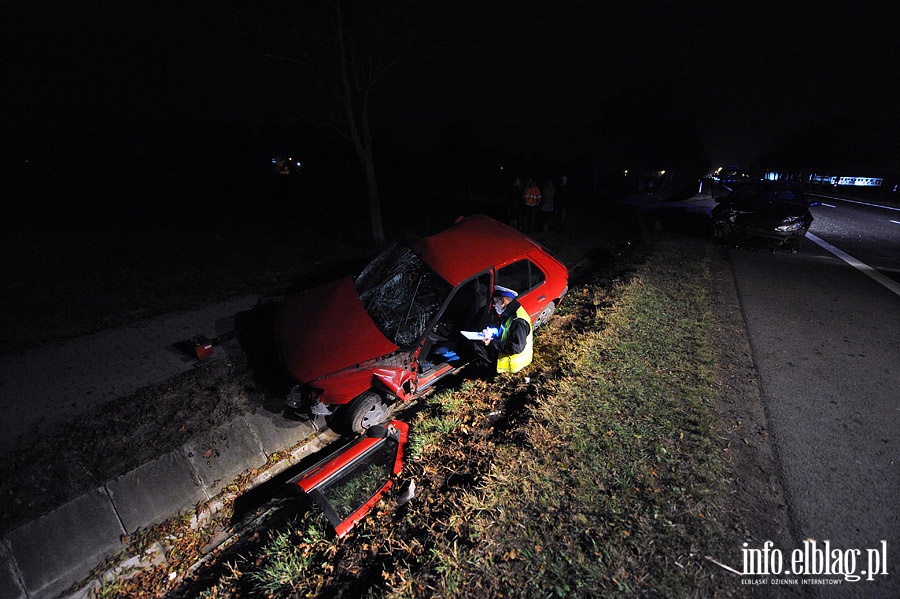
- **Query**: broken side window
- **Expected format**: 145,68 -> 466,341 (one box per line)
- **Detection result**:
291,421 -> 409,538
316,441 -> 396,521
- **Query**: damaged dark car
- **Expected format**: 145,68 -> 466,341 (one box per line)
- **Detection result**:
712,181 -> 817,251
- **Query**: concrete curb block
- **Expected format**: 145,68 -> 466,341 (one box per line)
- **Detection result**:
0,538 -> 27,599
106,451 -> 207,534
4,488 -> 126,599
243,409 -> 316,458
1,409 -> 329,599
184,416 -> 267,500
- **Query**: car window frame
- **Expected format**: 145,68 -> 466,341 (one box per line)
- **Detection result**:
418,270 -> 493,360
291,420 -> 409,538
431,270 -> 493,329
495,257 -> 547,299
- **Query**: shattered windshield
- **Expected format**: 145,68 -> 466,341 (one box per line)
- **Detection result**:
355,243 -> 452,346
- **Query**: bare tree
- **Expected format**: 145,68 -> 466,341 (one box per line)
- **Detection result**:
266,1 -> 426,245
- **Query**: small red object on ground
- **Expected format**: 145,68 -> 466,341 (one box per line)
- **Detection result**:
192,336 -> 215,360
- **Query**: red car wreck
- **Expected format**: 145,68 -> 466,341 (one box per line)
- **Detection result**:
277,214 -> 569,433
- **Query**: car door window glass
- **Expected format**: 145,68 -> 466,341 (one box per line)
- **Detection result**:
426,273 -> 492,366
734,186 -> 758,199
437,273 -> 492,334
496,259 -> 545,296
317,440 -> 397,522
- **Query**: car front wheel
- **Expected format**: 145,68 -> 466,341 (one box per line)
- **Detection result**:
342,391 -> 391,434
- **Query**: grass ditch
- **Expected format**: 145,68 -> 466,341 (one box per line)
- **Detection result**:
124,234 -> 745,598
445,238 -> 733,597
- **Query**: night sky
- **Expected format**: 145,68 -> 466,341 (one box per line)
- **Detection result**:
4,1 -> 900,192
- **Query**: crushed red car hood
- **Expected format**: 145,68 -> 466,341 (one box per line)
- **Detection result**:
277,276 -> 399,383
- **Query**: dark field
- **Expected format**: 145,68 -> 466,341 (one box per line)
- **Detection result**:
1,163 -> 523,357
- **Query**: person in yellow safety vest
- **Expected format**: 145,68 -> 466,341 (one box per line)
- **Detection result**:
483,286 -> 533,373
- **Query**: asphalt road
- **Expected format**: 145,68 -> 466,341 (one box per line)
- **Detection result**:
807,193 -> 900,286
727,198 -> 899,597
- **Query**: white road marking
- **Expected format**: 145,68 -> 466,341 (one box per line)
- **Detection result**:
890,220 -> 900,225
807,194 -> 900,212
806,232 -> 900,298
820,203 -> 837,208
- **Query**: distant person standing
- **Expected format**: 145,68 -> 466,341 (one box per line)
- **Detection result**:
554,174 -> 569,227
509,178 -> 524,229
522,179 -> 542,232
539,177 -> 555,231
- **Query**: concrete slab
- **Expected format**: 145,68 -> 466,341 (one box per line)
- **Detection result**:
5,487 -> 125,599
0,295 -> 260,455
106,451 -> 208,534
244,408 -> 318,458
0,539 -> 26,599
61,580 -> 99,599
184,417 -> 267,497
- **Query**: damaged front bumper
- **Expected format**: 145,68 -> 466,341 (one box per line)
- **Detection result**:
745,224 -> 809,243
286,384 -> 327,412
286,385 -> 332,429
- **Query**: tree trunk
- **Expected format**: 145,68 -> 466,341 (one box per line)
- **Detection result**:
335,1 -> 385,246
348,107 -> 384,245
361,148 -> 384,245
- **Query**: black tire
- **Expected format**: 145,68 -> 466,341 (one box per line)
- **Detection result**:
342,391 -> 391,434
533,301 -> 556,329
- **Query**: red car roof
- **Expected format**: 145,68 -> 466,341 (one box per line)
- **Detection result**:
410,215 -> 542,286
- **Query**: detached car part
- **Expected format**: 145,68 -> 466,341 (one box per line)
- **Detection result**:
288,420 -> 409,538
